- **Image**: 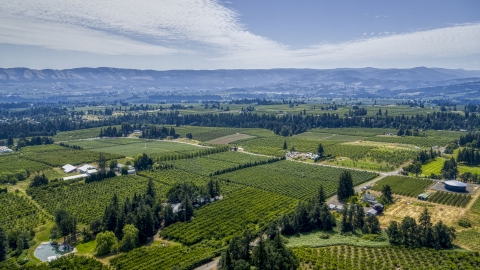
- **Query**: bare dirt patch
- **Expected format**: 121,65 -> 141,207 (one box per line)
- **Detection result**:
207,133 -> 255,144
378,197 -> 462,227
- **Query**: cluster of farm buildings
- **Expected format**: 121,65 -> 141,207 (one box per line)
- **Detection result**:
285,151 -> 320,160
61,163 -> 135,180
0,146 -> 13,154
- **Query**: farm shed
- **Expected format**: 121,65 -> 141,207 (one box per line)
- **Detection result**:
63,174 -> 87,181
0,146 -> 13,153
366,209 -> 378,216
444,180 -> 467,192
62,164 -> 77,174
418,193 -> 429,200
363,193 -> 378,204
78,164 -> 95,173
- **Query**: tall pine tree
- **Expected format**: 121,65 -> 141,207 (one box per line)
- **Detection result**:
337,171 -> 354,201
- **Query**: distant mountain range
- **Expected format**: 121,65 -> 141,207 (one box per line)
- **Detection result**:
1,67 -> 480,99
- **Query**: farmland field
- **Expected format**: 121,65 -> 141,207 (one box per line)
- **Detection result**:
53,126 -> 120,141
70,138 -> 201,157
19,144 -> 124,166
137,169 -> 244,194
428,191 -> 471,208
293,245 -> 480,270
0,192 -> 49,232
455,229 -> 480,251
110,244 -> 216,270
207,133 -> 255,144
371,176 -> 434,197
471,194 -> 480,214
167,151 -> 273,176
218,161 -> 378,200
161,187 -> 298,245
294,132 -> 366,142
0,155 -> 51,174
308,128 -> 397,137
27,175 -> 167,224
364,135 -> 453,147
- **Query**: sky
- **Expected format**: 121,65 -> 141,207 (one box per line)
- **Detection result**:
0,0 -> 479,70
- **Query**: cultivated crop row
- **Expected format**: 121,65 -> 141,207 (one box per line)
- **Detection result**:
0,155 -> 50,174
0,192 -> 49,232
27,175 -> 165,224
428,191 -> 471,208
110,245 -> 216,270
293,245 -> 480,270
161,187 -> 298,245
219,161 -> 377,200
371,176 -> 433,197
22,146 -> 123,166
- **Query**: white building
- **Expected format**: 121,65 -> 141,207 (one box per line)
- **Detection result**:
63,174 -> 88,181
78,164 -> 96,173
62,164 -> 77,174
0,146 -> 13,154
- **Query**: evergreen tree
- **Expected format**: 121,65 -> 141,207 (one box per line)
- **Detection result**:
441,157 -> 458,179
381,184 -> 393,204
98,153 -> 107,174
400,216 -> 419,247
363,215 -> 381,234
433,221 -> 456,249
337,171 -> 354,201
252,239 -> 266,270
317,143 -> 324,158
0,226 -> 6,262
387,221 -> 401,244
353,204 -> 365,231
7,136 -> 13,148
418,207 -> 433,246
30,173 -> 48,187
317,185 -> 326,204
283,140 -> 287,150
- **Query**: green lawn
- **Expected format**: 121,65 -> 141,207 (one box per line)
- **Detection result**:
285,228 -> 389,248
421,157 -> 446,176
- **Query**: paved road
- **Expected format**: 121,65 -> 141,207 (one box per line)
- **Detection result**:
195,258 -> 220,270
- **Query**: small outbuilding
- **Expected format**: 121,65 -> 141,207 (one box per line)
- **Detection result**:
444,180 -> 467,192
366,209 -> 378,216
363,193 -> 378,205
79,164 -> 95,173
418,193 -> 429,200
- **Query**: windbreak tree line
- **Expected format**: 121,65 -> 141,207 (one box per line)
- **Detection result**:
218,229 -> 298,270
387,208 -> 456,249
3,107 -> 480,139
266,185 -> 336,236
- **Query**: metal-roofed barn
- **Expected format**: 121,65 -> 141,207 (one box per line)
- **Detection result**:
444,180 -> 467,192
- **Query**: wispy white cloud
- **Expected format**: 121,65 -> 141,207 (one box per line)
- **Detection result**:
0,0 -> 479,69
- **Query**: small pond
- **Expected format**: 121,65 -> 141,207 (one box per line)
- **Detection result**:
34,242 -> 73,262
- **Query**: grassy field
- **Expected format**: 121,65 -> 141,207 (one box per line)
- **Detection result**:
455,229 -> 480,251
378,197 -> 462,227
421,157 -> 446,176
285,228 -> 389,248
